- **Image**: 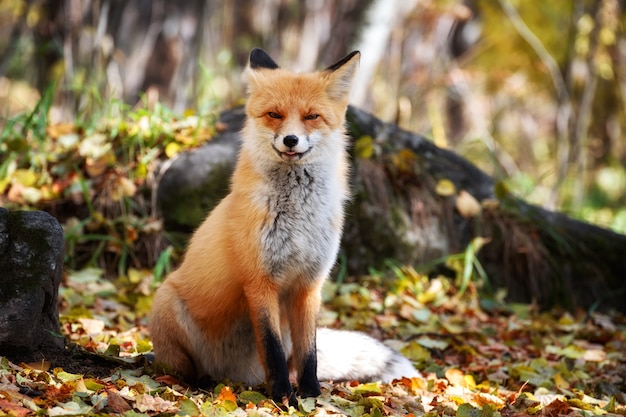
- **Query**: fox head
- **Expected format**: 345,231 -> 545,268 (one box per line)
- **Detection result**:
242,48 -> 360,166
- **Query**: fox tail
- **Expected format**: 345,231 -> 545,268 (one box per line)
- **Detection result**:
315,328 -> 420,383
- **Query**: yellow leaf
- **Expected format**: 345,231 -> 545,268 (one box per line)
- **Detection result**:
353,381 -> 382,394
553,372 -> 569,389
127,268 -> 143,284
134,162 -> 148,180
165,142 -> 181,158
0,177 -> 10,194
13,169 -> 38,187
435,179 -> 456,196
354,135 -> 375,159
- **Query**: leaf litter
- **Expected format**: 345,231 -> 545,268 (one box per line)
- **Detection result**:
0,265 -> 625,416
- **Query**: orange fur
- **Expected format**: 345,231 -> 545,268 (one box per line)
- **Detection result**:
149,49 -> 360,406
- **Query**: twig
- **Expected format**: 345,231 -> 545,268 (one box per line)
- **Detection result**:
497,0 -> 573,209
497,0 -> 570,103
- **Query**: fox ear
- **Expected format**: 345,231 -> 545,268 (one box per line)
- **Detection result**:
249,48 -> 279,70
244,48 -> 279,93
324,51 -> 360,102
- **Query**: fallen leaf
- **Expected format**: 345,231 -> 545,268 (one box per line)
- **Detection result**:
353,381 -> 383,395
78,318 -> 105,334
178,398 -> 200,416
0,398 -> 32,417
435,179 -> 456,196
106,388 -> 132,413
456,190 -> 482,218
583,348 -> 606,362
24,360 -> 51,371
134,393 -> 176,413
153,374 -> 181,386
216,385 -> 237,403
238,390 -> 267,405
48,399 -> 92,416
445,368 -> 466,387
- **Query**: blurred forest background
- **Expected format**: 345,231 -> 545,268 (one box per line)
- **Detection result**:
1,0 -> 625,233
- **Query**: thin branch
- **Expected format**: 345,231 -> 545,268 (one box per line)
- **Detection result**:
497,0 -> 570,103
497,0 -> 573,209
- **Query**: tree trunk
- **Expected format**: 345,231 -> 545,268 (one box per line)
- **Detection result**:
157,106 -> 626,313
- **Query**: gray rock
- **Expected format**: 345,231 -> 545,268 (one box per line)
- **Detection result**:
0,207 -> 65,356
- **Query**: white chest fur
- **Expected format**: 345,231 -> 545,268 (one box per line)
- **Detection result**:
258,162 -> 344,283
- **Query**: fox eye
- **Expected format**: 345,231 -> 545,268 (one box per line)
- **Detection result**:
304,114 -> 319,121
268,112 -> 282,119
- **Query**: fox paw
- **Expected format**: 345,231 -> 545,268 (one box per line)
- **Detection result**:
298,379 -> 321,398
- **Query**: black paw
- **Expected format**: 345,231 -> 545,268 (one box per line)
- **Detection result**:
272,377 -> 298,408
272,389 -> 298,408
298,377 -> 321,398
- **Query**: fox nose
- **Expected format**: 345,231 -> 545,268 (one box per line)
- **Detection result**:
283,135 -> 299,148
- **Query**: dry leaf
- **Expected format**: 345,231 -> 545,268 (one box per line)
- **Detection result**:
444,368 -> 466,387
106,389 -> 132,413
456,190 -> 481,218
24,360 -> 51,371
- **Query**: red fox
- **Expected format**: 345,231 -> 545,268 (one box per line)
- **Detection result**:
149,48 -> 419,407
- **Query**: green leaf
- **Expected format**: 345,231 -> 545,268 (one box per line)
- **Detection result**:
178,398 -> 199,416
55,370 -> 83,382
84,379 -> 105,391
238,390 -> 267,405
299,397 -> 317,413
457,403 -> 482,417
48,398 -> 92,416
353,382 -> 382,395
414,336 -> 450,350
104,343 -> 121,357
123,411 -> 150,417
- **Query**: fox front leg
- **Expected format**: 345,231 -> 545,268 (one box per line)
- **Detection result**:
288,284 -> 323,397
245,281 -> 297,407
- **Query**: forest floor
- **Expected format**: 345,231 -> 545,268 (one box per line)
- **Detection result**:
0,266 -> 624,416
